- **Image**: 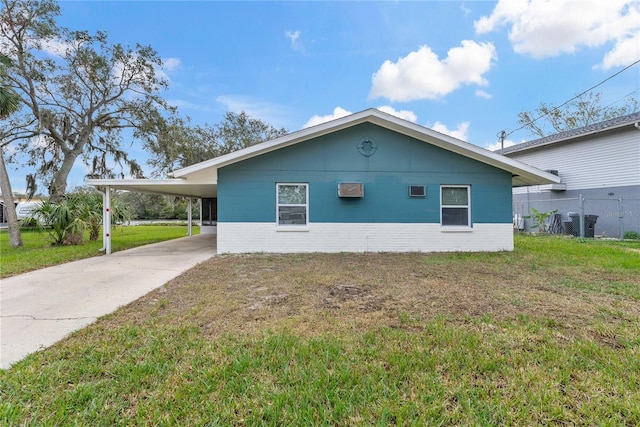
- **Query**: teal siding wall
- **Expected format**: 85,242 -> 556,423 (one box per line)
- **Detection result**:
218,123 -> 512,224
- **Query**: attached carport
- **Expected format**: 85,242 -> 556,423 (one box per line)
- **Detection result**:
85,178 -> 218,254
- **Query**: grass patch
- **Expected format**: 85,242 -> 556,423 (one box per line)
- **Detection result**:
0,226 -> 199,278
1,235 -> 639,425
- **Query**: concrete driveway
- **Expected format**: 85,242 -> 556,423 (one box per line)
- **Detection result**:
0,234 -> 216,369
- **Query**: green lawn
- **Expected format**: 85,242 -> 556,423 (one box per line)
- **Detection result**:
1,235 -> 639,425
0,225 -> 199,278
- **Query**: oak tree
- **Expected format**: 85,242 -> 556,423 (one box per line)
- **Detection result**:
146,111 -> 288,177
517,91 -> 639,138
0,0 -> 172,201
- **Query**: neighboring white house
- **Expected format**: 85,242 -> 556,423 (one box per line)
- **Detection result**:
502,112 -> 640,237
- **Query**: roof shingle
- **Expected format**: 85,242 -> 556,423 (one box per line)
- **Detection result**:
501,111 -> 640,155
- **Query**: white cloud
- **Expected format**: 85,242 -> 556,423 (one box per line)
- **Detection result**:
475,0 -> 640,69
162,57 -> 182,71
430,121 -> 470,141
599,31 -> 640,69
154,57 -> 182,82
3,142 -> 17,156
166,98 -> 203,110
369,41 -> 497,102
285,30 -> 305,53
216,95 -> 290,128
303,106 -> 417,128
39,37 -> 74,57
286,30 -> 300,44
376,106 -> 417,122
29,134 -> 51,149
303,107 -> 352,128
485,139 -> 516,152
475,89 -> 492,100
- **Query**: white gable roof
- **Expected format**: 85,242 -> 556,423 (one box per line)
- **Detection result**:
172,108 -> 561,187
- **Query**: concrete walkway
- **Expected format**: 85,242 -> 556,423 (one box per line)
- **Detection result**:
0,234 -> 216,369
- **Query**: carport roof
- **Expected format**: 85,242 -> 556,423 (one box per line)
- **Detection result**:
85,179 -> 217,198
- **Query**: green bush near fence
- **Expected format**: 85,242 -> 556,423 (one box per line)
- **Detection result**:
624,231 -> 640,240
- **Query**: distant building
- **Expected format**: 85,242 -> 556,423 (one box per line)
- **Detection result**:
502,112 -> 640,237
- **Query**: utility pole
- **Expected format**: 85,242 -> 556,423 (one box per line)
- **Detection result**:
497,130 -> 506,155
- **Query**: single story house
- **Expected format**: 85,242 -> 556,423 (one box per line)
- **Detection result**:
88,109 -> 560,253
502,112 -> 640,237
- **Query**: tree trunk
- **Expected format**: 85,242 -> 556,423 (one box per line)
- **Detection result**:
0,146 -> 23,247
48,149 -> 81,203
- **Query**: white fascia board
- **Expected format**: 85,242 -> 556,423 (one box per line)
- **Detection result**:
86,178 -> 187,187
85,178 -> 217,198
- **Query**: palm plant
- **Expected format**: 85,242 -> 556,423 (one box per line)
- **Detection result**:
27,189 -> 132,245
28,199 -> 87,245
68,190 -> 102,241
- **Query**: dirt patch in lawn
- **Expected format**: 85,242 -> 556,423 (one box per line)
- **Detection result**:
107,252 -> 640,346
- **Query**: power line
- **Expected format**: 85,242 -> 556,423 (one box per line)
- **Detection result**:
603,87 -> 640,110
502,58 -> 640,139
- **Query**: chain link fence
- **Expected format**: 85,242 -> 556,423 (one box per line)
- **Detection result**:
513,195 -> 640,240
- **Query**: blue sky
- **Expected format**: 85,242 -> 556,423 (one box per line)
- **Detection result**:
6,0 -> 640,193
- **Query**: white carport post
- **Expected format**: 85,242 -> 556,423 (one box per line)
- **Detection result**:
103,186 -> 112,255
187,198 -> 193,236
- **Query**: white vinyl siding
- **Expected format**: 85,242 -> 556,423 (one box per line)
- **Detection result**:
507,131 -> 640,191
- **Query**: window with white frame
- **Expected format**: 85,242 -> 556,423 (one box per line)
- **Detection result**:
277,183 -> 308,226
441,185 -> 471,227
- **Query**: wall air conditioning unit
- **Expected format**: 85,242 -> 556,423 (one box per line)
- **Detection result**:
338,182 -> 364,198
408,185 -> 426,198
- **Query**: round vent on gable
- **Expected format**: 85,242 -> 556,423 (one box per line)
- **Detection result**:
357,138 -> 377,157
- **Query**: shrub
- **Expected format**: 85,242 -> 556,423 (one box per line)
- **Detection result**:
26,189 -> 134,245
624,230 -> 640,240
68,191 -> 102,241
28,200 -> 87,245
525,207 -> 558,233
